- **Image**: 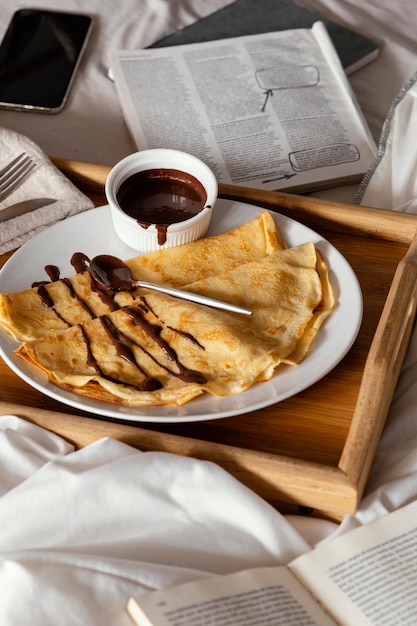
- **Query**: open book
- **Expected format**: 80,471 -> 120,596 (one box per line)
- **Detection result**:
127,499 -> 417,626
110,22 -> 376,194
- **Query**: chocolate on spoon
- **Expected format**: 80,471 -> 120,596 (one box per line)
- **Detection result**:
89,254 -> 252,316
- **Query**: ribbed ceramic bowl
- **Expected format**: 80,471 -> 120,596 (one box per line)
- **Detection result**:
105,149 -> 218,253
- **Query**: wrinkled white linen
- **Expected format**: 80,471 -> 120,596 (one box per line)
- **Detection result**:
1,0 -> 417,623
355,70 -> 417,212
0,415 -> 310,625
0,0 -> 234,165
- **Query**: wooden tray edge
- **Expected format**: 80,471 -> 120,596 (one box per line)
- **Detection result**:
340,234 -> 417,490
51,157 -> 417,244
0,400 -> 356,521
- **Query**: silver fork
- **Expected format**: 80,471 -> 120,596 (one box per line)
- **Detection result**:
0,153 -> 36,202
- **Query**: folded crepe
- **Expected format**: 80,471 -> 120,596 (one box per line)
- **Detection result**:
0,212 -> 282,342
0,212 -> 335,407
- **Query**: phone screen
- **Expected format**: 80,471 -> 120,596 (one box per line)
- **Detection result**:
0,9 -> 93,113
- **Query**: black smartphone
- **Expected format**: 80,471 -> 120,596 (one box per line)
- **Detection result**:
0,8 -> 93,114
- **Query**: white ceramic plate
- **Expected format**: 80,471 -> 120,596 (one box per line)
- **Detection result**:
0,200 -> 362,423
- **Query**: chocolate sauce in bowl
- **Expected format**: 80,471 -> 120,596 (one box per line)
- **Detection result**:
116,168 -> 208,245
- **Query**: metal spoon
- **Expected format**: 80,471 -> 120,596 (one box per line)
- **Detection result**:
89,254 -> 253,316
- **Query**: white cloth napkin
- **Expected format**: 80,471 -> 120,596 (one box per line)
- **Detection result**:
354,69 -> 417,213
0,127 -> 94,254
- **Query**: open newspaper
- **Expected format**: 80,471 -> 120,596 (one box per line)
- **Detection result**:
127,499 -> 417,626
110,22 -> 376,194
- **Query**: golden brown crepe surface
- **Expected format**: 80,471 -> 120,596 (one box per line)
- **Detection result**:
127,210 -> 287,287
0,212 -> 283,342
15,243 -> 334,406
1,213 -> 335,407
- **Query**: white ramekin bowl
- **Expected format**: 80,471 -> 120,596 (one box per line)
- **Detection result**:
105,149 -> 218,253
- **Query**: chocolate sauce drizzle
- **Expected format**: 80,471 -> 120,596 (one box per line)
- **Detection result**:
61,277 -> 97,318
100,315 -> 162,391
71,252 -> 123,312
167,326 -> 205,350
30,252 -> 208,390
36,284 -> 70,326
32,262 -> 96,326
31,264 -> 61,287
123,305 -> 206,384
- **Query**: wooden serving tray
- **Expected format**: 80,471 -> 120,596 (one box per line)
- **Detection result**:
1,157 -> 417,521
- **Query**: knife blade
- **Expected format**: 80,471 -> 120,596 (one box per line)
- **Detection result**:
0,198 -> 57,223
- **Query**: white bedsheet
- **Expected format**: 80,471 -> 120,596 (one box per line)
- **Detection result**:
1,1 -> 417,623
0,0 -> 235,166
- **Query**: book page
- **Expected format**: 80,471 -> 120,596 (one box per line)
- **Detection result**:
127,566 -> 336,626
110,23 -> 376,194
290,500 -> 417,626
